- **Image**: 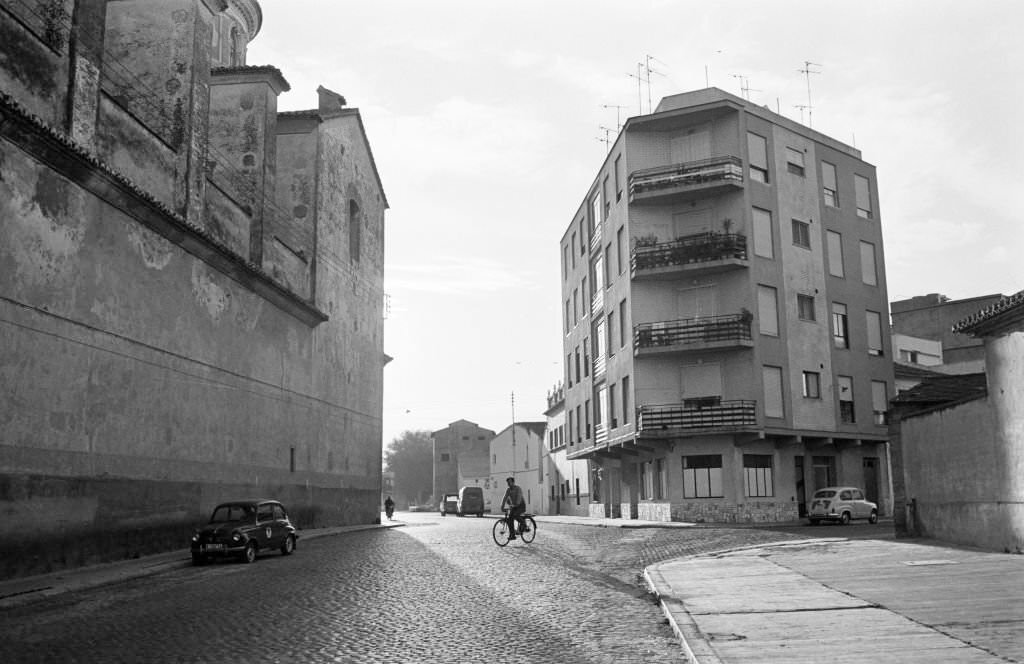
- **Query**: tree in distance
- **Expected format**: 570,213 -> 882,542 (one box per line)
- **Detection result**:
384,430 -> 433,508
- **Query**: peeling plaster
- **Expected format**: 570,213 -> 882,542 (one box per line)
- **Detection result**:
126,224 -> 174,270
190,263 -> 232,322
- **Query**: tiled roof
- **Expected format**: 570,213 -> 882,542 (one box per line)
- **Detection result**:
892,373 -> 987,418
952,290 -> 1024,335
894,362 -> 947,381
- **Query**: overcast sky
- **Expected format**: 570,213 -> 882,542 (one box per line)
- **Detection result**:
247,0 -> 1024,447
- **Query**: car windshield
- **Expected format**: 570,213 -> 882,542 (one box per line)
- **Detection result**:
210,504 -> 255,523
814,490 -> 837,498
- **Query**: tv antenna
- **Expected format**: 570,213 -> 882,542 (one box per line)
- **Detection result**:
601,103 -> 627,132
628,55 -> 666,114
793,104 -> 810,125
596,125 -> 614,153
730,74 -> 759,101
798,60 -> 822,127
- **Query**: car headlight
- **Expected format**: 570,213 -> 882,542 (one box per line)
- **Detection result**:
231,532 -> 242,542
191,533 -> 199,542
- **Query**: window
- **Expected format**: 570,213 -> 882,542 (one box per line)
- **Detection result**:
607,311 -> 616,355
596,386 -> 607,427
564,299 -> 570,334
792,219 -> 811,249
579,219 -> 587,255
593,254 -> 605,291
604,244 -> 612,287
744,455 -> 774,497
763,366 -> 784,418
838,375 -> 855,423
802,371 -> 821,399
785,147 -> 805,176
855,174 -> 873,219
608,383 -> 617,428
860,241 -> 878,286
797,294 -> 816,321
758,285 -> 779,336
572,288 -> 579,325
747,132 -> 769,183
621,375 -> 630,424
567,412 -> 573,443
440,453 -> 450,462
574,346 -> 581,383
581,276 -> 588,317
603,176 -> 610,218
616,226 -> 626,275
683,455 -> 723,498
571,232 -> 577,268
619,299 -> 628,349
866,310 -> 883,356
576,406 -> 582,443
591,193 -> 601,230
348,200 -> 361,262
566,353 -> 572,387
596,319 -> 607,359
655,458 -> 665,499
562,244 -> 569,280
826,231 -> 844,277
585,399 -> 591,438
822,161 -> 838,207
614,154 -> 623,201
583,338 -> 590,377
752,207 -> 774,258
832,303 -> 849,349
871,380 -> 889,424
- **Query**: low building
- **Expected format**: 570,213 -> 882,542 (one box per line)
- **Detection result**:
431,420 -> 495,506
543,383 -> 591,516
890,291 -> 1024,551
489,422 -> 547,515
891,293 -> 1004,374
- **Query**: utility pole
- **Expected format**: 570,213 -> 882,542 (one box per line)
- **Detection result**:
798,60 -> 822,127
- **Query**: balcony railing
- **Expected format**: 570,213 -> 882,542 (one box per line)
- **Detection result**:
634,313 -> 753,353
593,354 -> 606,380
629,155 -> 743,202
595,422 -> 608,444
632,232 -> 747,277
591,289 -> 604,316
638,400 -> 757,432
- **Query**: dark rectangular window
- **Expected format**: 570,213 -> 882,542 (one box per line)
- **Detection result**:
792,219 -> 811,249
785,147 -> 805,176
682,455 -> 723,498
798,294 -> 816,321
802,371 -> 821,399
743,454 -> 774,497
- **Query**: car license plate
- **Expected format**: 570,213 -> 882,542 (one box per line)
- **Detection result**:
203,543 -> 224,551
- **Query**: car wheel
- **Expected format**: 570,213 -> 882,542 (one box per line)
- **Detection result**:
241,542 -> 257,564
192,553 -> 205,566
839,511 -> 851,525
280,535 -> 295,556
869,510 -> 878,524
808,519 -> 820,526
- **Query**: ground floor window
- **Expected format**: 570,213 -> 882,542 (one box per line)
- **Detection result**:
743,454 -> 774,497
682,454 -> 723,498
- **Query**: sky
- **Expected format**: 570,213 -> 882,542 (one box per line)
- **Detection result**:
247,1 -> 1024,449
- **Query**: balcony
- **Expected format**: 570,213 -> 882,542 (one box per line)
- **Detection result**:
628,155 -> 743,205
593,354 -> 606,381
634,313 -> 754,356
594,423 -> 608,445
590,222 -> 602,253
632,232 -> 748,280
638,400 -> 757,435
591,289 -> 604,316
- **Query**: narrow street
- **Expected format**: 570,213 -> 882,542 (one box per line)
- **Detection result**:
0,514 -> 890,663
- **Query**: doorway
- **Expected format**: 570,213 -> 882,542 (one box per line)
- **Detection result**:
863,457 -> 880,505
794,456 -> 807,517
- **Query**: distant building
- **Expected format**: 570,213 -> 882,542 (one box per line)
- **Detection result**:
543,382 -> 591,516
489,422 -> 547,515
559,88 -> 894,523
0,0 -> 387,578
431,420 -> 496,505
891,293 -> 1004,373
890,291 -> 1024,552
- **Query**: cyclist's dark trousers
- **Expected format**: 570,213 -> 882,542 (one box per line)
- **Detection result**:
507,505 -> 525,536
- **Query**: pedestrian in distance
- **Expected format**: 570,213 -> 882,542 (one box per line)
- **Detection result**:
384,496 -> 395,520
500,476 -> 527,540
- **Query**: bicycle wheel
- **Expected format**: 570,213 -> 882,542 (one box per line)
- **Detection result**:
492,517 -> 511,547
520,516 -> 536,544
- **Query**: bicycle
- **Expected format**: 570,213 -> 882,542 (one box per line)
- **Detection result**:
492,510 -> 536,546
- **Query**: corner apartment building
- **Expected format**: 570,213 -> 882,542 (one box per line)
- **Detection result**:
559,88 -> 894,523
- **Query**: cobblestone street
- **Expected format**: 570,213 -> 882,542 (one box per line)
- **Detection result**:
0,514 -> 812,663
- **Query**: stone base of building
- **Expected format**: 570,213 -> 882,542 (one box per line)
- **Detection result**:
671,500 -> 800,524
0,473 -> 378,580
637,502 -> 673,521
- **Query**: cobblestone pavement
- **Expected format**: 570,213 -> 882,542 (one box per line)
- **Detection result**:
0,513 -> 803,663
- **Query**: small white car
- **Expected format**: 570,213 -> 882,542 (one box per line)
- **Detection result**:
808,486 -> 878,525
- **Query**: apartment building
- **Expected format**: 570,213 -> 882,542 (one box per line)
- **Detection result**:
431,420 -> 496,505
488,422 -> 548,516
559,88 -> 894,523
542,383 -> 591,516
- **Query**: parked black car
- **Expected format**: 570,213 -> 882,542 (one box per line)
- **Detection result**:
190,499 -> 298,565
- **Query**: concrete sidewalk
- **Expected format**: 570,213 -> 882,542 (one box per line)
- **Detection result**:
0,521 -> 402,609
644,538 -> 1024,663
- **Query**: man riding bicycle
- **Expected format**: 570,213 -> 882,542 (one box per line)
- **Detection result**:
500,476 -> 527,540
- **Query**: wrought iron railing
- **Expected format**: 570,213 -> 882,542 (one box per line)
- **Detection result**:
638,400 -> 757,431
634,313 -> 752,349
632,232 -> 747,274
629,155 -> 743,198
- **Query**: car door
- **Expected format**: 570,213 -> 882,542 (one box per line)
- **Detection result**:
851,489 -> 867,518
839,489 -> 853,516
256,503 -> 276,549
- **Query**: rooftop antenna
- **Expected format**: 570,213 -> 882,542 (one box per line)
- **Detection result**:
730,74 -> 758,101
798,60 -> 822,127
628,56 -> 666,114
794,104 -> 810,124
596,125 -> 614,153
644,54 -> 667,113
601,103 -> 627,132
